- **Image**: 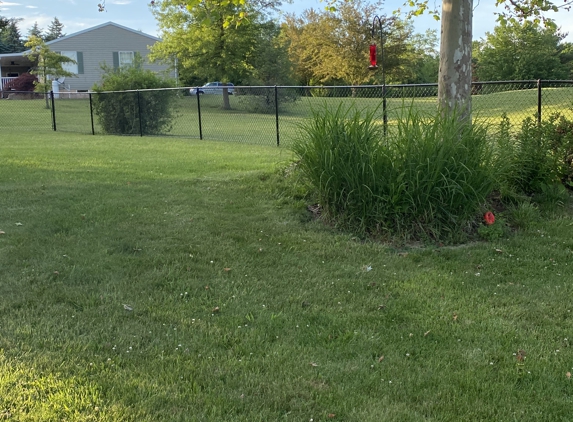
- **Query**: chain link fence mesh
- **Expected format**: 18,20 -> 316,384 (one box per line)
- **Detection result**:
0,91 -> 52,132
2,81 -> 573,144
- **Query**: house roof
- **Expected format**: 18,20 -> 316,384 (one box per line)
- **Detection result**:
46,21 -> 161,46
0,22 -> 160,60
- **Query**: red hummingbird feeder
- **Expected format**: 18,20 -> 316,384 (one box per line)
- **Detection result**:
369,43 -> 378,70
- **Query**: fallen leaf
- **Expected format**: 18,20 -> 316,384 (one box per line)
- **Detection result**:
567,372 -> 571,379
310,362 -> 319,367
453,313 -> 458,322
53,271 -> 59,275
224,268 -> 231,272
397,252 -> 408,257
378,355 -> 384,362
495,248 -> 503,253
205,285 -> 210,290
15,222 -> 22,226
378,304 -> 386,310
516,350 -> 526,362
328,414 -> 336,418
0,230 -> 5,235
123,304 -> 133,311
424,330 -> 431,337
212,306 -> 220,313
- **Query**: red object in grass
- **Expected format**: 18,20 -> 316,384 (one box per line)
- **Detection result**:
369,44 -> 377,68
484,211 -> 495,225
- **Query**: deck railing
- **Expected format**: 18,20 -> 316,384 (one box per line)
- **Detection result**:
0,76 -> 17,90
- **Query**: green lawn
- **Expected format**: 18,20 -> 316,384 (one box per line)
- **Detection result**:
2,85 -> 573,146
1,130 -> 573,421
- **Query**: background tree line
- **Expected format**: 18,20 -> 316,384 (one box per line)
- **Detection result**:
150,0 -> 573,89
0,16 -> 65,53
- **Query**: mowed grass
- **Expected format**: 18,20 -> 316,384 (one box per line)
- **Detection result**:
1,130 -> 573,421
2,86 -> 573,146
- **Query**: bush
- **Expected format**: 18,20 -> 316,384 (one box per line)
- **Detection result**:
494,113 -> 573,197
292,105 -> 496,242
92,54 -> 176,135
2,73 -> 37,92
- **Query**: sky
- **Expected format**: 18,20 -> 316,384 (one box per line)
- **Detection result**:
1,0 -> 573,43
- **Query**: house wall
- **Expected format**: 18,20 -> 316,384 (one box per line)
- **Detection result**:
48,24 -> 173,91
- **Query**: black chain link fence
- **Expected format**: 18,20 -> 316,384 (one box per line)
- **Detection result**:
2,81 -> 573,145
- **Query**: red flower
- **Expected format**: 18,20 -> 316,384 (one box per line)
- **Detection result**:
484,211 -> 495,225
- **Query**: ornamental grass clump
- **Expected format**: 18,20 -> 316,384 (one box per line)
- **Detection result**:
292,105 -> 497,242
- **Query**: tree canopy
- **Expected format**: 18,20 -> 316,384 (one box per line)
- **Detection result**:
45,17 -> 66,42
0,16 -> 24,53
474,20 -> 571,81
281,1 -> 415,87
24,36 -> 77,106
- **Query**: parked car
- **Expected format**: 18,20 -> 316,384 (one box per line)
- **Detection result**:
190,82 -> 235,95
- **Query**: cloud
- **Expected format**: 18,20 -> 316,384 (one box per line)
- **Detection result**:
26,5 -> 38,8
109,0 -> 132,4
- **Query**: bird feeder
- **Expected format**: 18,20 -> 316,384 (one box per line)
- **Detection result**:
369,43 -> 378,70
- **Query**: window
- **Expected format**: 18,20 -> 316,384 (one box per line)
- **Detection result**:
119,51 -> 134,67
60,51 -> 77,73
59,51 -> 84,74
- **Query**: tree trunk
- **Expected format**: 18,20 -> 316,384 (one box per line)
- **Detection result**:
222,86 -> 231,110
438,0 -> 473,118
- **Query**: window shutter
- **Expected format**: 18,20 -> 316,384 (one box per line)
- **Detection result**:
77,52 -> 84,74
112,52 -> 119,69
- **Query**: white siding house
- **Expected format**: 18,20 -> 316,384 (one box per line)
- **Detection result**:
0,22 -> 173,92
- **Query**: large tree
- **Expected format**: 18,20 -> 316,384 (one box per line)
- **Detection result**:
149,0 -> 286,108
282,1 -> 412,87
473,21 -> 570,81
24,36 -> 76,108
407,0 -> 572,114
44,17 -> 66,42
0,16 -> 24,53
27,21 -> 43,39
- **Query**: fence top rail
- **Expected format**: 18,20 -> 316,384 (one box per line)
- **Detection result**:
89,80 -> 573,95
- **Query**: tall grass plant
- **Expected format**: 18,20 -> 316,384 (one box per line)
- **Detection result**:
292,105 -> 497,242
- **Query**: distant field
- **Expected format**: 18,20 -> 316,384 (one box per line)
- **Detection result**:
1,86 -> 572,146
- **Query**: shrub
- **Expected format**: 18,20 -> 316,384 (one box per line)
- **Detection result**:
2,73 -> 37,92
495,113 -> 573,196
91,54 -> 176,135
292,105 -> 496,242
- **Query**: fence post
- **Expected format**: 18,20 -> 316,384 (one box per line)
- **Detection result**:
537,79 -> 542,126
50,91 -> 57,131
137,90 -> 143,137
275,85 -> 280,147
196,89 -> 203,140
382,84 -> 388,136
89,93 -> 95,135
